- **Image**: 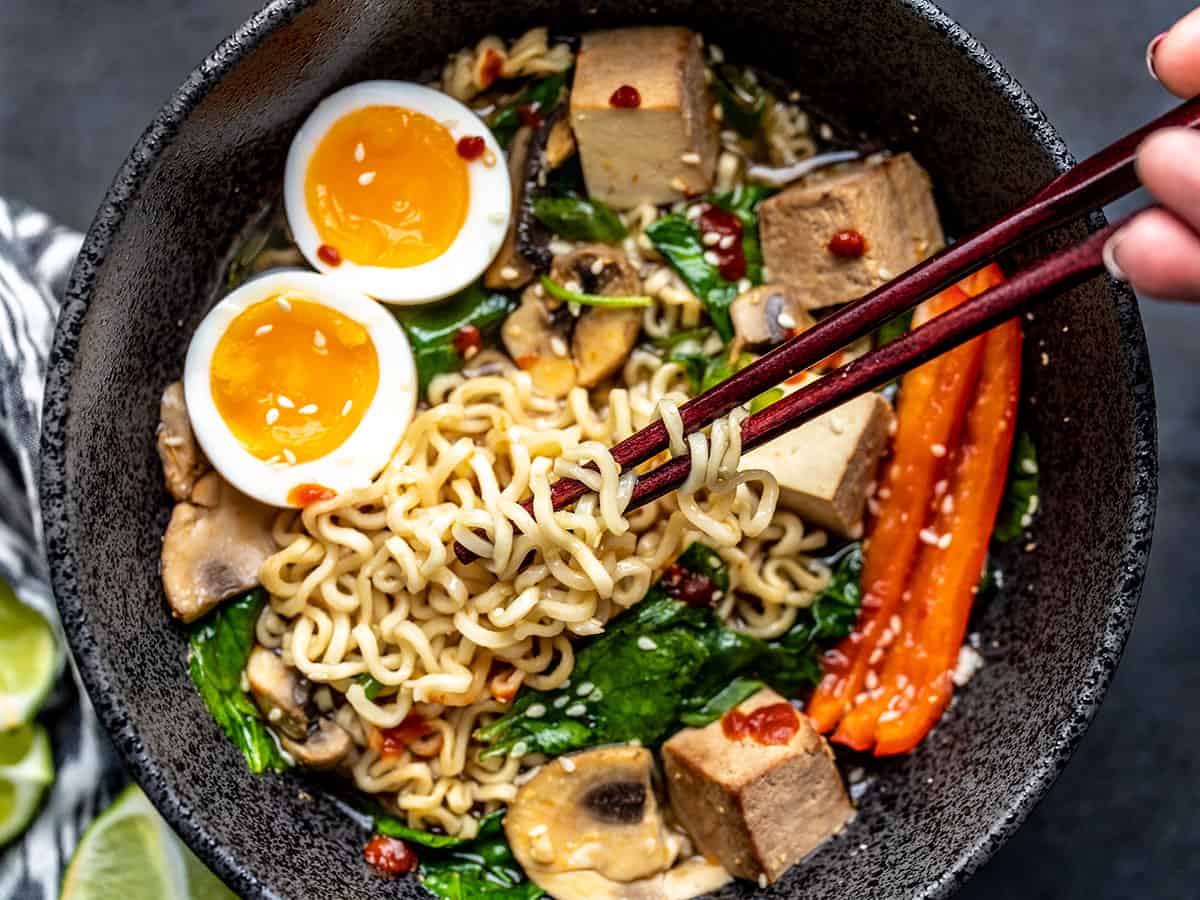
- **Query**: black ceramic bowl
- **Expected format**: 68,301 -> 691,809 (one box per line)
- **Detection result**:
39,1 -> 1156,897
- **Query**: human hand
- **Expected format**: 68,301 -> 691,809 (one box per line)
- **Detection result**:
1104,8 -> 1200,300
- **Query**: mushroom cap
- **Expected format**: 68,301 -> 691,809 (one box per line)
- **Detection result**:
505,745 -> 730,900
161,472 -> 277,623
729,283 -> 814,346
502,286 -> 577,398
156,381 -> 209,501
280,718 -> 353,771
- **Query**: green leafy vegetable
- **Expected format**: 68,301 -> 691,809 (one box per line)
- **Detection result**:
645,185 -> 773,340
419,811 -> 543,900
531,196 -> 627,242
994,430 -> 1039,542
678,676 -> 765,727
539,275 -> 651,308
187,590 -> 290,774
392,283 -> 516,392
488,73 -> 568,149
477,542 -> 862,757
374,814 -> 488,850
356,673 -> 384,701
709,63 -> 772,138
874,309 -> 914,348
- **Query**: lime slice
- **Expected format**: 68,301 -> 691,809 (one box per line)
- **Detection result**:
61,785 -> 238,900
0,723 -> 54,846
0,580 -> 60,729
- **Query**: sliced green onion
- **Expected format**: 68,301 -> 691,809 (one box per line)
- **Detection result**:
540,275 -> 652,309
749,387 -> 784,414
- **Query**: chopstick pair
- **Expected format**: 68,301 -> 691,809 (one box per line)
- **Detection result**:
453,96 -> 1200,565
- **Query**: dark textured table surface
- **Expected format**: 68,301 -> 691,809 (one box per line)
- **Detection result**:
2,2 -> 1197,898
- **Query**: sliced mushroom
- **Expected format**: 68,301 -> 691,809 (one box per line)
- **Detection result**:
246,646 -> 310,740
517,102 -> 568,271
551,245 -> 644,388
156,381 -> 209,501
505,745 -> 730,900
545,117 -> 577,170
729,283 -> 816,346
280,718 -> 353,771
484,126 -> 537,291
161,471 -> 276,623
502,286 -> 577,397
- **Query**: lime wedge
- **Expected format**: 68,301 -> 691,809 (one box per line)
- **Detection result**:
61,785 -> 237,900
0,580 -> 60,729
0,723 -> 54,846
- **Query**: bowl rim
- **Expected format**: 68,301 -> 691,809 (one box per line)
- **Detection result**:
38,1 -> 1158,897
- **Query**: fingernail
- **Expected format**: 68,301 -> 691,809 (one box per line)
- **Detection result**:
1103,231 -> 1129,282
1146,32 -> 1168,81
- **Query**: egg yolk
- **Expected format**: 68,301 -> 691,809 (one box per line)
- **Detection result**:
305,105 -> 471,268
210,295 -> 379,464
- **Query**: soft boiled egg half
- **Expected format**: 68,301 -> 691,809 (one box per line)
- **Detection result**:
284,81 -> 511,304
184,270 -> 416,507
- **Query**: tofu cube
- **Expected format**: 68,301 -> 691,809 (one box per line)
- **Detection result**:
570,27 -> 718,209
743,385 -> 894,536
759,153 -> 945,310
663,688 -> 854,883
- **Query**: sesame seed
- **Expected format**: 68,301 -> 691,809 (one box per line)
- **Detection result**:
529,824 -> 547,837
941,494 -> 954,515
358,170 -> 377,186
710,44 -> 725,63
565,703 -> 587,717
737,278 -> 752,293
937,532 -> 953,549
1041,351 -> 1050,366
277,395 -> 295,409
313,329 -> 327,349
670,175 -> 688,192
758,874 -> 768,889
255,324 -> 274,337
931,443 -> 947,458
637,636 -> 657,651
712,103 -> 724,121
559,756 -> 576,772
564,280 -> 581,293
511,740 -> 529,757
299,403 -> 319,415
933,479 -> 948,496
890,614 -> 902,633
342,400 -> 353,416
549,336 -> 569,358
590,259 -> 606,275
702,250 -> 720,266
680,151 -> 701,165
553,694 -> 570,709
265,407 -> 280,425
1021,458 -> 1038,475
878,267 -> 893,280
718,234 -> 735,250
267,707 -> 282,723
878,486 -> 892,499
500,265 -> 520,280
1025,541 -> 1038,552
879,710 -> 900,723
282,448 -> 297,465
819,122 -> 834,140
686,204 -> 702,220
777,312 -> 797,330
919,527 -> 940,546
276,297 -> 292,313
354,142 -> 365,162
576,682 -> 595,696
865,670 -> 879,690
702,231 -> 720,246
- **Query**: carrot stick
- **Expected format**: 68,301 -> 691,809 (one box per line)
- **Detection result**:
828,265 -> 1005,748
872,315 -> 1020,755
806,283 -> 979,735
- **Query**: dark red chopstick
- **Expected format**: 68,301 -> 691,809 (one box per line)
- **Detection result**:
620,215 -> 1125,512
452,95 -> 1199,563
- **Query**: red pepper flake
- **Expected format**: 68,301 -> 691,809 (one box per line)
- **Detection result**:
363,835 -> 417,876
453,324 -> 482,358
517,103 -> 543,128
514,353 -> 538,370
456,136 -> 486,161
287,483 -> 337,507
828,229 -> 867,259
609,84 -> 641,108
662,563 -> 718,607
317,243 -> 342,267
479,49 -> 504,89
722,702 -> 800,745
380,713 -> 432,756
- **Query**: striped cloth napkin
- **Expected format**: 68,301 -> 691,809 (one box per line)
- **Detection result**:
0,199 -> 126,900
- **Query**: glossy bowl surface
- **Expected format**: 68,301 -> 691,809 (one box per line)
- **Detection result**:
40,1 -> 1156,897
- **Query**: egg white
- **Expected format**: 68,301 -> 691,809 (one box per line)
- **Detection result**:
184,269 -> 417,507
284,81 -> 511,305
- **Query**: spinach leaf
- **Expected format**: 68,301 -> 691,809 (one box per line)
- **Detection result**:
488,73 -> 568,149
679,677 -> 765,727
645,186 -> 772,340
187,590 -> 290,774
709,63 -> 772,138
374,811 -> 494,850
477,542 -> 862,757
532,196 -> 627,243
694,351 -> 778,410
994,430 -> 1039,542
392,283 -> 516,393
420,811 -> 544,900
874,309 -> 914,348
